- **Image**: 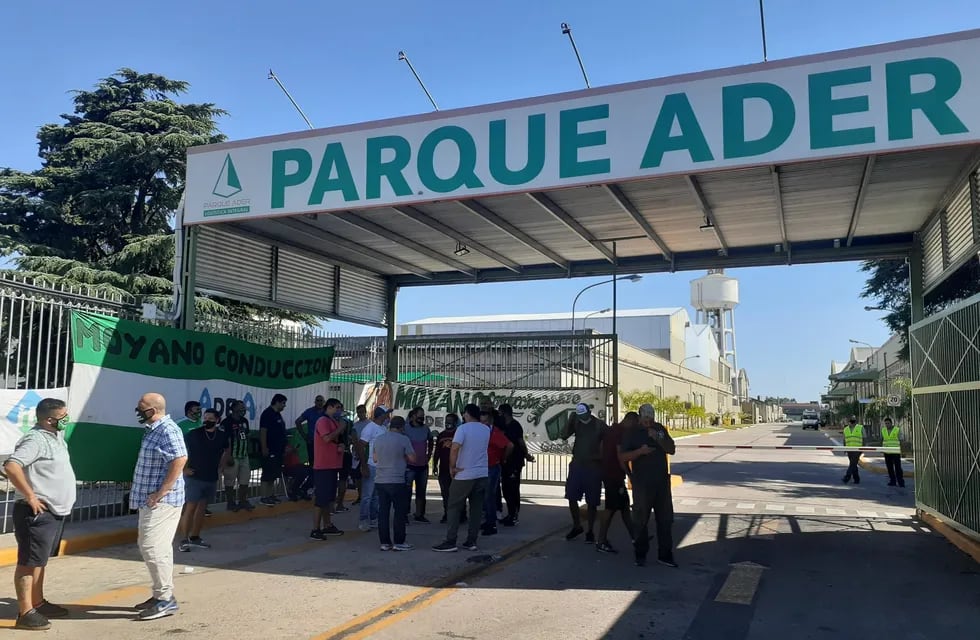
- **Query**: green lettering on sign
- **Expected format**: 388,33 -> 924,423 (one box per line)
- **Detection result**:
489,114 -> 546,185
559,105 -> 611,178
885,57 -> 968,141
308,143 -> 360,204
641,93 -> 714,169
808,66 -> 875,149
417,126 -> 485,193
366,135 -> 413,199
722,82 -> 795,159
271,148 -> 313,209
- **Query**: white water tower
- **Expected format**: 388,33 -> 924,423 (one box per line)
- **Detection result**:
691,270 -> 740,397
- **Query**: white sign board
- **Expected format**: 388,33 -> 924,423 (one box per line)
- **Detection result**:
184,31 -> 980,224
887,394 -> 902,407
1,388 -> 69,455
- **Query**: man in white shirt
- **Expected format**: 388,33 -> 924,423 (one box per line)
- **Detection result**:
432,404 -> 490,553
357,405 -> 390,531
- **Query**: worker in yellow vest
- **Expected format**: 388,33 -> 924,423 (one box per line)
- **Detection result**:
841,416 -> 864,484
881,417 -> 905,488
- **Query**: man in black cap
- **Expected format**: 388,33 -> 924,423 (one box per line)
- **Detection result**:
620,403 -> 677,568
562,402 -> 605,543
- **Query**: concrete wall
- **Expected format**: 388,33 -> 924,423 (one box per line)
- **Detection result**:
615,341 -> 733,415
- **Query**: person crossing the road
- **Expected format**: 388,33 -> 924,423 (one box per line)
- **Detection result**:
842,416 -> 864,485
881,417 -> 905,487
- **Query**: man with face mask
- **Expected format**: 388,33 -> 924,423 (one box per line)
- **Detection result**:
2,398 -> 76,631
130,393 -> 188,620
433,413 -> 462,524
178,409 -> 229,552
404,406 -> 435,523
221,400 -> 254,512
562,403 -> 605,543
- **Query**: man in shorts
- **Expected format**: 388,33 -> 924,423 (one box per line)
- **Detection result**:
178,409 -> 229,552
221,400 -> 254,512
562,403 -> 605,543
310,398 -> 346,539
2,398 -> 76,631
595,411 -> 637,553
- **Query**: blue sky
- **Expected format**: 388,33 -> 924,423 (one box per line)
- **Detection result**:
3,0 -> 977,401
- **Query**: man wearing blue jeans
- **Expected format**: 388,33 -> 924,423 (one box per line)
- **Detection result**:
357,406 -> 390,531
373,416 -> 417,551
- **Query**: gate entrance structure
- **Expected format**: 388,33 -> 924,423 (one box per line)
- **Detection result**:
179,31 -> 980,533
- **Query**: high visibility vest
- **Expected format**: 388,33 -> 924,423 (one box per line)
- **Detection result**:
843,424 -> 864,447
881,425 -> 900,449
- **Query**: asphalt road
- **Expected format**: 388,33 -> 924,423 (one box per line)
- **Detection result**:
1,423 -> 977,639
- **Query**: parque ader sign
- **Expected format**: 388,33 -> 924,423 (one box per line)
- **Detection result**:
184,31 -> 980,224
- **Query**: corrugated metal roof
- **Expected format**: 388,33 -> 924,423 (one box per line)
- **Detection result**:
404,307 -> 685,325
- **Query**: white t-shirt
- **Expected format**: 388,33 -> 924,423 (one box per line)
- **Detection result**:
452,421 -> 490,481
359,421 -> 387,467
352,418 -> 372,465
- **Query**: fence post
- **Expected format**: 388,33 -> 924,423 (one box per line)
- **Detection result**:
612,338 -> 620,424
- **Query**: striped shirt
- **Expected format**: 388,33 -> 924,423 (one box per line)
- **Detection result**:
130,415 -> 187,509
222,416 -> 251,460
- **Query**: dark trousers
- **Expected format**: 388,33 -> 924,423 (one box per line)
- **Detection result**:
632,480 -> 673,561
844,452 -> 862,483
376,483 -> 409,546
285,466 -> 313,498
483,464 -> 502,527
439,473 -> 466,520
406,466 -> 428,517
884,454 -> 905,486
502,467 -> 522,518
445,477 -> 487,545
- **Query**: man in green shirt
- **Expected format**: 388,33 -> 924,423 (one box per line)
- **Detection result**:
176,402 -> 202,435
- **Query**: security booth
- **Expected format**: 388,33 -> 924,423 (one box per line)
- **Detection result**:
178,30 -> 980,520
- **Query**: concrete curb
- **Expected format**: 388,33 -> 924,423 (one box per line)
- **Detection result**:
920,510 -> 980,565
858,456 -> 917,478
0,497 -> 316,568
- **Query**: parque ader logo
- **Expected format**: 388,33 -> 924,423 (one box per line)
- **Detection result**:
203,154 -> 251,218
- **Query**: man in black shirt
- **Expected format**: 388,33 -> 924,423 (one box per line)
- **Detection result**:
178,410 -> 229,551
619,403 -> 677,568
259,394 -> 288,507
498,404 -> 533,526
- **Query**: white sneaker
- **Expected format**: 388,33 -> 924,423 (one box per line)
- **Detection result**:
369,520 -> 379,529
393,543 -> 414,551
358,523 -> 371,532
380,544 -> 392,551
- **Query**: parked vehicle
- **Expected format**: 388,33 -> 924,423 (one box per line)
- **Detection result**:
802,409 -> 820,430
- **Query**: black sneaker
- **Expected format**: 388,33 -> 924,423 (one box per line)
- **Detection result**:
260,497 -> 277,507
229,501 -> 241,513
499,516 -> 516,527
481,526 -> 498,536
657,556 -> 679,568
566,526 -> 584,541
137,597 -> 178,621
595,542 -> 617,554
178,538 -> 192,552
204,508 -> 213,517
15,609 -> 51,630
134,597 -> 160,611
240,500 -> 255,511
585,531 -> 595,544
887,481 -> 896,486
188,537 -> 211,549
321,524 -> 344,537
432,541 -> 458,552
461,540 -> 479,551
334,505 -> 351,513
35,600 -> 69,619
310,529 -> 326,540
414,515 -> 431,523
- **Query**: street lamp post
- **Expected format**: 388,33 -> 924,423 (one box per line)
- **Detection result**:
580,308 -> 611,333
849,338 -> 877,425
569,275 -> 642,334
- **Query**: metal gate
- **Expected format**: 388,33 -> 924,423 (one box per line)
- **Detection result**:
910,292 -> 980,539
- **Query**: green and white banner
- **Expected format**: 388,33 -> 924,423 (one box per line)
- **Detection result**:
357,382 -> 606,442
67,311 -> 334,481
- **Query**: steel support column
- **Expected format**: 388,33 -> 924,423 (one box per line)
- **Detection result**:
179,225 -> 198,330
910,235 -> 925,324
385,279 -> 399,383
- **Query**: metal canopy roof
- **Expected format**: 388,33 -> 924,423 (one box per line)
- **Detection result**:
181,29 -> 980,323
216,145 -> 977,286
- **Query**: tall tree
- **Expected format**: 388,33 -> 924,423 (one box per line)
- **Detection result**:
860,257 -> 980,359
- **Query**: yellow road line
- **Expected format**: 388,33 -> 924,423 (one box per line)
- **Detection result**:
311,525 -> 564,640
